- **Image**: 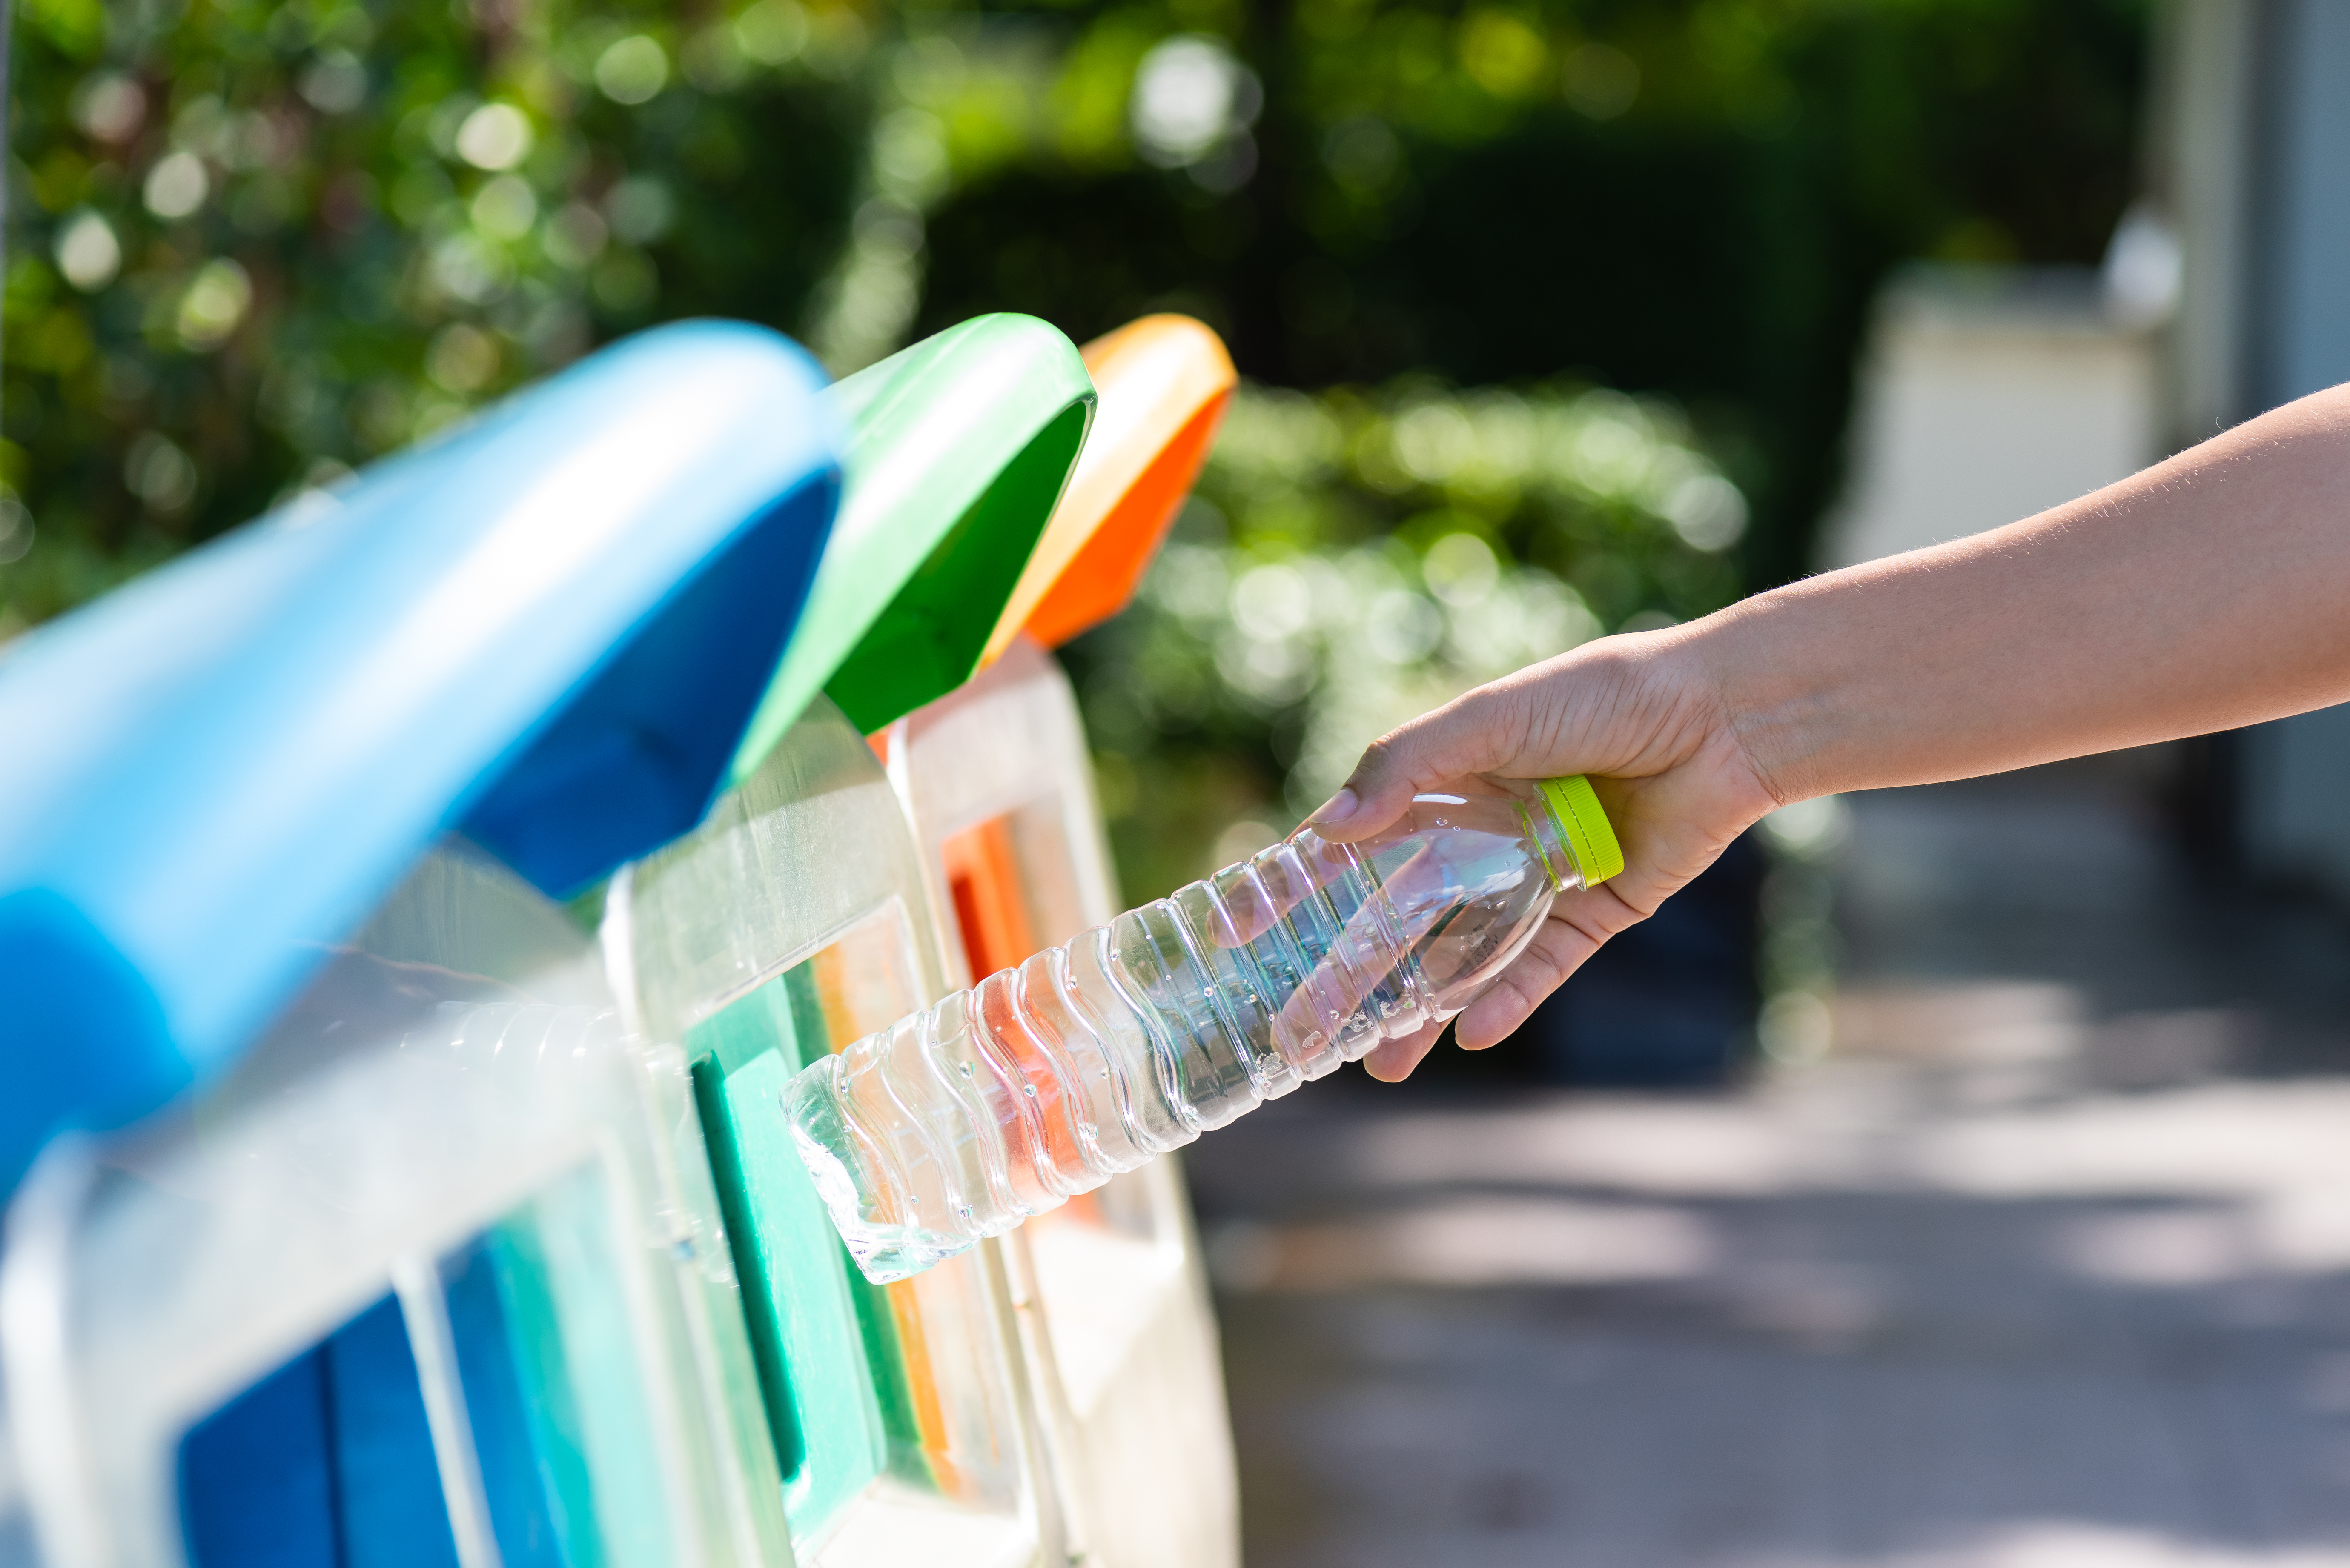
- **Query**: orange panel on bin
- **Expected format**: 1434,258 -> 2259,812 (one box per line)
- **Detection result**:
983,315 -> 1236,663
940,815 -> 1037,981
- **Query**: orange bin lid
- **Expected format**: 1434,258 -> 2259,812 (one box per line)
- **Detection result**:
980,314 -> 1236,663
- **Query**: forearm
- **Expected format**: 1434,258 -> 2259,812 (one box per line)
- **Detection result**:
1690,383 -> 2350,802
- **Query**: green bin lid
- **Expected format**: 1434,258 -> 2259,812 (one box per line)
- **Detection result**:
728,314 -> 1095,779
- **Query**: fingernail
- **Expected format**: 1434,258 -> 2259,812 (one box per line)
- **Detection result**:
1310,788 -> 1358,826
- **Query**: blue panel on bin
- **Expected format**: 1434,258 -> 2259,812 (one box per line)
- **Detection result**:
178,1345 -> 339,1568
177,1292 -> 459,1568
444,1236 -> 578,1568
0,320 -> 843,1192
332,1295 -> 463,1568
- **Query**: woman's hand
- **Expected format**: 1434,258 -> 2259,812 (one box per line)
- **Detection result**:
1308,628 -> 1783,1081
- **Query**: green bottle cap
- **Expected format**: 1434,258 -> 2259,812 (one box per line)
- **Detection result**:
1536,775 -> 1623,887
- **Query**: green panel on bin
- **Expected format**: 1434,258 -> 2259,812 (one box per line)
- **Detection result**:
684,963 -> 922,1538
525,1165 -> 674,1565
729,314 -> 1095,775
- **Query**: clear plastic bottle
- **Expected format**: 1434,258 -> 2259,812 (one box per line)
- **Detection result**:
785,774 -> 1623,1282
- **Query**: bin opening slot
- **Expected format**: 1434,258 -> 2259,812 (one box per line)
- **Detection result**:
177,1171 -> 645,1568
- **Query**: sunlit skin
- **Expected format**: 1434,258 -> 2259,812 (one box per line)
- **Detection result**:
1312,382 -> 2350,1082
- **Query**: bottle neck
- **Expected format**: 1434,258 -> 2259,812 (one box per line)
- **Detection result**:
1516,795 -> 1579,893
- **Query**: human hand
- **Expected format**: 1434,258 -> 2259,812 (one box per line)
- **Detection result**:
1308,629 -> 1782,1081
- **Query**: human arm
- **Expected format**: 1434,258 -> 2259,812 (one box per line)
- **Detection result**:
1313,382 -> 2350,1079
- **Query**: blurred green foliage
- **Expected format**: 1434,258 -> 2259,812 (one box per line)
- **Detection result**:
0,0 -> 873,634
903,0 -> 2150,585
0,0 -> 2145,644
1074,377 -> 1744,896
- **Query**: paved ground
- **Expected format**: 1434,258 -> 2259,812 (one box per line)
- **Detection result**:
1188,763 -> 2350,1567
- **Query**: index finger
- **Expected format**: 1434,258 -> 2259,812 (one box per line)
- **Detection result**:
1307,683 -> 1530,844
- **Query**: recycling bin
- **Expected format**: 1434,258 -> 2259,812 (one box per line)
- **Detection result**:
0,306 -> 1255,1568
0,322 -> 842,1568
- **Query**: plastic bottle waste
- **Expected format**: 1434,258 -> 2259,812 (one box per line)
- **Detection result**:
786,774 -> 1623,1282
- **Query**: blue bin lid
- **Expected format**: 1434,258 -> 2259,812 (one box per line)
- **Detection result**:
0,319 -> 842,1188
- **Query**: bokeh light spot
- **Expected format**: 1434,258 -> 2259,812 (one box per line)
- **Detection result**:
596,36 -> 671,106
425,324 -> 499,393
1423,532 -> 1501,607
54,212 -> 120,291
470,175 -> 538,241
143,151 -> 209,220
454,103 -> 533,170
1562,42 -> 1640,120
70,73 -> 145,143
1132,36 -> 1258,166
176,260 -> 252,350
124,433 -> 198,512
736,0 -> 810,67
298,51 -> 368,115
603,175 -> 676,245
1459,11 -> 1549,99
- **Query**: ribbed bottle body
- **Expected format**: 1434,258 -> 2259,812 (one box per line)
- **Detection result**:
788,790 -> 1579,1282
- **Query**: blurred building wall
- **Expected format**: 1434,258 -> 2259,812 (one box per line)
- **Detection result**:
1819,267 -> 2160,570
1826,0 -> 2350,903
2160,0 -> 2350,901
2158,0 -> 2259,441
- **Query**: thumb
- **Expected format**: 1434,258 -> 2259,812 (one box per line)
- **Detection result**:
1308,686 -> 1523,843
